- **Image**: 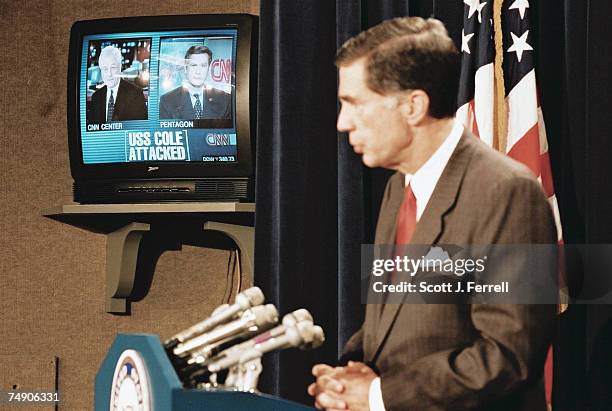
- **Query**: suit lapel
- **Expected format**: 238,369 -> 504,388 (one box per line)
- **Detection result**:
180,89 -> 195,119
95,86 -> 107,123
364,172 -> 404,359
202,88 -> 212,117
370,131 -> 477,362
372,172 -> 403,321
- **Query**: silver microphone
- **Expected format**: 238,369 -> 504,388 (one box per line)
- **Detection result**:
282,308 -> 313,326
207,321 -> 322,373
189,309 -> 315,366
168,287 -> 265,345
173,304 -> 278,357
302,325 -> 325,350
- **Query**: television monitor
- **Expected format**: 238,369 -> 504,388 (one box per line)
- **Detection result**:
67,14 -> 257,203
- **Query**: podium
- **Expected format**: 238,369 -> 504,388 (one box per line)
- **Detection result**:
95,334 -> 315,410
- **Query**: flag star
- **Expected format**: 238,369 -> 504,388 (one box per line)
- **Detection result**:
507,30 -> 533,62
461,29 -> 475,54
509,0 -> 530,20
464,0 -> 487,23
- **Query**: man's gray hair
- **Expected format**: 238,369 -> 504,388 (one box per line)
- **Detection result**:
99,45 -> 122,66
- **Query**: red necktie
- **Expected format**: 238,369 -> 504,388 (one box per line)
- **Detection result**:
395,184 -> 417,244
382,184 -> 417,310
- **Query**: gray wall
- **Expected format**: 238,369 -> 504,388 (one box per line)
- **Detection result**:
0,1 -> 258,409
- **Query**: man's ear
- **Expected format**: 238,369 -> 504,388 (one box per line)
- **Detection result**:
400,90 -> 430,125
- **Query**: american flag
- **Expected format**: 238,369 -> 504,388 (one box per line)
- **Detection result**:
456,0 -> 563,406
502,1 -> 562,242
456,0 -> 494,146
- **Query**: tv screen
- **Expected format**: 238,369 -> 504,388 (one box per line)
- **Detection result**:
68,15 -> 257,203
82,29 -> 238,164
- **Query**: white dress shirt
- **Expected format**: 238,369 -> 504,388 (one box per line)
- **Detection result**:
190,90 -> 204,110
368,119 -> 464,411
184,84 -> 206,111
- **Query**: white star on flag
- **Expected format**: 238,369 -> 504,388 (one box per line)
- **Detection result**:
461,29 -> 475,54
464,0 -> 487,23
509,0 -> 530,20
507,30 -> 533,62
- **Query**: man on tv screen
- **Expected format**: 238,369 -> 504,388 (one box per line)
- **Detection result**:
87,45 -> 148,123
159,45 -> 231,121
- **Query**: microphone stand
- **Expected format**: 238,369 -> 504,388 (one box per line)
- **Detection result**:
225,348 -> 264,392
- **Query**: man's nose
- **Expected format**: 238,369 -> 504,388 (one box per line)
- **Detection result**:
336,106 -> 354,132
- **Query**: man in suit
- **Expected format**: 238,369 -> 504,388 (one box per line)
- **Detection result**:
307,17 -> 557,411
159,45 -> 231,121
87,45 -> 148,123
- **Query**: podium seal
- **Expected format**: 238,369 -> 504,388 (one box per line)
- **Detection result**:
109,349 -> 152,411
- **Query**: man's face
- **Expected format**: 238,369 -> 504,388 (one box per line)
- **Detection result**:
185,53 -> 210,88
99,52 -> 121,89
337,59 -> 411,169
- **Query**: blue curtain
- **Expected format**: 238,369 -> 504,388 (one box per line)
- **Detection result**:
255,1 -> 340,403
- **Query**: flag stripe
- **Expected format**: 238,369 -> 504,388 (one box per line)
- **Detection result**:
474,62 -> 495,146
506,69 -> 539,153
540,151 -> 554,198
507,123 -> 540,175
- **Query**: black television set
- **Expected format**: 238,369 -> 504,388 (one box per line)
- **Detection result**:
67,14 -> 257,203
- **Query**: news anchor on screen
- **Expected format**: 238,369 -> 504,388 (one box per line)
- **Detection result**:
87,45 -> 148,124
159,45 -> 231,121
87,46 -> 147,124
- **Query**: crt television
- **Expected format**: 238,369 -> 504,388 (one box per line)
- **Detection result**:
67,14 -> 257,203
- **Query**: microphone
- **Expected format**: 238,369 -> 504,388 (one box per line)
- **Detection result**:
166,287 -> 264,348
173,304 -> 278,357
188,309 -> 315,366
302,325 -> 325,350
282,308 -> 313,326
207,321 -> 324,374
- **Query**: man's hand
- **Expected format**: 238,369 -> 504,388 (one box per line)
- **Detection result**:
335,362 -> 378,411
308,364 -> 347,410
307,362 -> 378,411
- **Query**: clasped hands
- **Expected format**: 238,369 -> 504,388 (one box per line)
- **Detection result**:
307,361 -> 377,411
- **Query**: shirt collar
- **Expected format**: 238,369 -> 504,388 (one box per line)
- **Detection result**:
404,119 -> 464,220
184,83 -> 206,98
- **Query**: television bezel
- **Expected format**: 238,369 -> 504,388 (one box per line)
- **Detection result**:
67,14 -> 257,181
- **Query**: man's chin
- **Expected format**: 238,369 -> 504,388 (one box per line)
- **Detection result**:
361,154 -> 379,169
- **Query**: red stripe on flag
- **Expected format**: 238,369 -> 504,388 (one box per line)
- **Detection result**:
507,123 -> 540,177
540,151 -> 555,198
469,100 -> 480,138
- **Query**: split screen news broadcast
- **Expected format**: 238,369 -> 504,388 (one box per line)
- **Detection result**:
67,15 -> 257,203
83,33 -> 235,162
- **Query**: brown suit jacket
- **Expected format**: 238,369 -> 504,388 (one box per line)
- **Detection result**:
342,131 -> 557,411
